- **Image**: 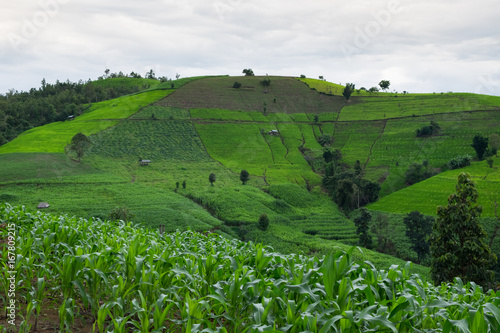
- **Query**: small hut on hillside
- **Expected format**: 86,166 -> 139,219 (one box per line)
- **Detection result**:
140,159 -> 151,166
37,202 -> 50,209
269,130 -> 279,136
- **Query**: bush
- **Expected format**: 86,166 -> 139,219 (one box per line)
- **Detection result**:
233,82 -> 242,89
405,162 -> 437,185
448,154 -> 472,170
258,214 -> 270,231
416,121 -> 441,137
317,134 -> 332,147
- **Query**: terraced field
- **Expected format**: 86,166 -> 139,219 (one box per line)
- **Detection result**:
368,156 -> 500,217
157,76 -> 346,114
1,74 -> 499,275
0,90 -> 172,154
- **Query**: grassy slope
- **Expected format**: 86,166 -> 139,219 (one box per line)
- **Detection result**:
0,90 -> 172,154
2,75 -> 500,276
368,156 -> 500,217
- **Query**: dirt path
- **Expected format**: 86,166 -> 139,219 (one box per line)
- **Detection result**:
364,120 -> 387,169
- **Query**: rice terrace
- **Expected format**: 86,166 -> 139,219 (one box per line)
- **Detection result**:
1,73 -> 500,332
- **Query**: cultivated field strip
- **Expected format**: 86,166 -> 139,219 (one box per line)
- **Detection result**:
5,205 -> 499,332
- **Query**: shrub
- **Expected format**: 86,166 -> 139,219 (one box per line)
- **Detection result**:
317,134 -> 332,147
258,214 -> 269,231
233,82 -> 241,89
416,121 -> 440,137
448,154 -> 472,170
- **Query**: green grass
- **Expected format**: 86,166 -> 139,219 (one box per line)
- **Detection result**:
339,93 -> 500,121
190,108 -> 255,121
194,123 -> 274,176
77,90 -> 173,120
0,120 -> 119,153
0,153 -> 122,185
298,77 -> 346,95
130,105 -> 190,119
0,90 -> 172,154
368,156 -> 500,217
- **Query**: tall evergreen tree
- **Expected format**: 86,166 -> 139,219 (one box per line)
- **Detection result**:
429,173 -> 497,287
403,211 -> 433,263
354,208 -> 373,249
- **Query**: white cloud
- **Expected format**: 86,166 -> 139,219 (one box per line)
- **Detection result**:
1,0 -> 499,95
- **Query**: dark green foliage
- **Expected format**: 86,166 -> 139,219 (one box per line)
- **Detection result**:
336,178 -> 355,212
371,214 -> 396,254
354,160 -> 362,175
416,121 -> 441,137
342,83 -> 355,101
0,76 -> 160,146
70,132 -> 91,159
258,213 -> 269,231
487,158 -> 494,168
317,134 -> 332,147
176,181 -> 180,189
323,157 -> 380,213
403,211 -> 434,263
448,154 -> 472,170
489,133 -> 500,157
182,180 -> 186,189
354,208 -> 373,249
209,173 -> 216,186
242,69 -> 254,76
260,78 -> 271,87
240,169 -> 250,185
471,134 -> 489,160
323,149 -> 333,163
369,86 -> 379,93
429,173 -> 497,287
378,80 -> 390,91
314,114 -> 319,123
233,82 -> 242,89
404,161 -> 437,185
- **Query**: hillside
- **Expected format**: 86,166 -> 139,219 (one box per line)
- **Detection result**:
2,205 -> 500,332
0,75 -> 499,278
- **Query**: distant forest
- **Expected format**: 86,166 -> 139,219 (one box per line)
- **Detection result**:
0,72 -> 164,145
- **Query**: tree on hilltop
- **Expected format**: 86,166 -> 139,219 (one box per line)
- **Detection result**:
378,80 -> 390,92
342,83 -> 355,101
243,69 -> 254,76
429,173 -> 497,287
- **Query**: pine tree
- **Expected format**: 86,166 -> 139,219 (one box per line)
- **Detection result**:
354,208 -> 372,249
429,173 -> 497,287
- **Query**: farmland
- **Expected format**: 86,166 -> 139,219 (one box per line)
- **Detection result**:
368,156 -> 500,217
2,205 -> 500,332
1,73 -> 500,320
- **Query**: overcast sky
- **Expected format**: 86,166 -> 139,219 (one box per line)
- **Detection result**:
1,0 -> 500,96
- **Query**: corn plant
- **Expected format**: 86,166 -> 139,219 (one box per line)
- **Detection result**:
2,204 -> 500,332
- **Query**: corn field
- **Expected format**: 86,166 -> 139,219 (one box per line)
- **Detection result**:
1,204 -> 500,332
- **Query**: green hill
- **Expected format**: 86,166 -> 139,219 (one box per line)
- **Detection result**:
1,75 -> 499,279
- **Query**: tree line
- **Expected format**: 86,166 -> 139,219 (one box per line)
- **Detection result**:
0,73 -> 162,146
